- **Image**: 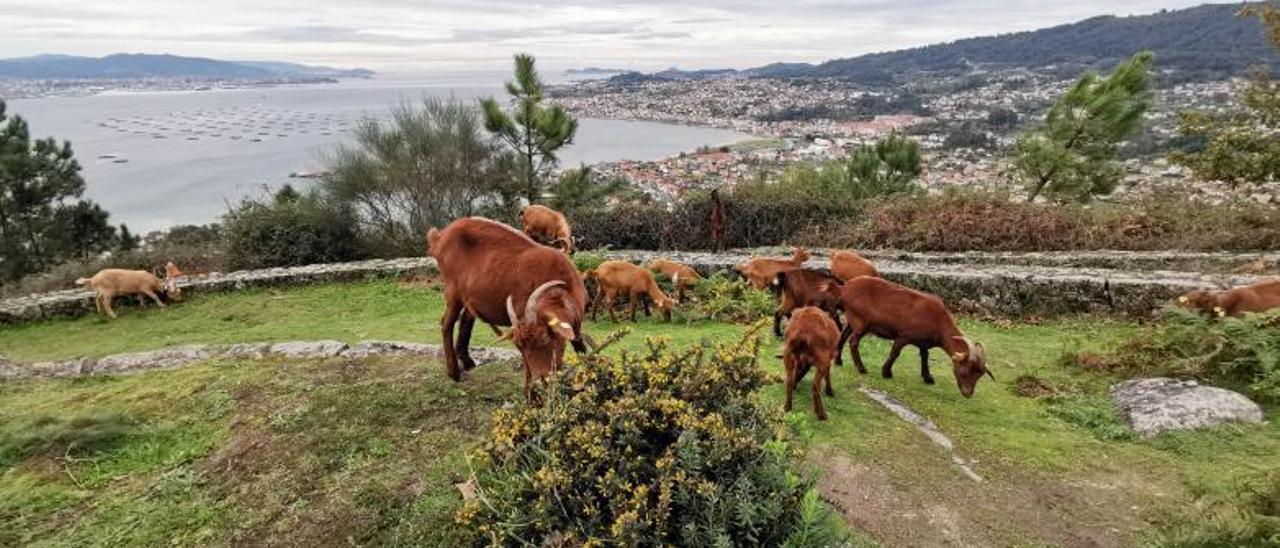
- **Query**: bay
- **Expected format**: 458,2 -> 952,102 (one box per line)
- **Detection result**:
8,76 -> 749,232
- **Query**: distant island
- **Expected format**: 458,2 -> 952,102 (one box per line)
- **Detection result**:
0,53 -> 375,99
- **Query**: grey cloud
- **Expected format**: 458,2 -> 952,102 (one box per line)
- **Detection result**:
241,25 -> 428,45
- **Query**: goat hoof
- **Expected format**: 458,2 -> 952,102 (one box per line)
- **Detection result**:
923,377 -> 936,385
881,372 -> 893,379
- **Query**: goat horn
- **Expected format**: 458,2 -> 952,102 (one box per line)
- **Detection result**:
525,280 -> 565,324
506,295 -> 520,327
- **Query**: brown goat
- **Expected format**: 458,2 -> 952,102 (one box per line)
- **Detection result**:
1178,278 -> 1280,317
520,204 -> 574,254
427,217 -> 588,399
830,250 -> 880,282
836,277 -> 992,398
735,246 -> 810,290
646,258 -> 702,301
783,307 -> 841,420
588,260 -> 676,322
770,268 -> 843,341
76,269 -> 177,318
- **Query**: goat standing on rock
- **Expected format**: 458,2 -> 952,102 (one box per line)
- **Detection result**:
837,277 -> 993,398
784,306 -> 841,420
427,217 -> 589,399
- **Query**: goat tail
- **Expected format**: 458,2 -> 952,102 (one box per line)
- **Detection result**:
426,227 -> 442,256
786,336 -> 808,359
75,277 -> 91,286
770,270 -> 787,296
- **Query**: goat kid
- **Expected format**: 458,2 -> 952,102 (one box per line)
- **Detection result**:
783,306 -> 841,420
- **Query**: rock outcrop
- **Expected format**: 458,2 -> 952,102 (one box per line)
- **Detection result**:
1110,377 -> 1264,437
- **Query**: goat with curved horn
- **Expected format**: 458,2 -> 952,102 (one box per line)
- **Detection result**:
427,217 -> 589,399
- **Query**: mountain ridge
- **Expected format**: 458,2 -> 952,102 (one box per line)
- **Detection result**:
0,53 -> 374,80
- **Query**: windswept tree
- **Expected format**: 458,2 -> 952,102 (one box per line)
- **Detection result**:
1014,51 -> 1153,202
323,98 -> 515,255
1171,4 -> 1280,186
0,100 -> 119,282
481,53 -> 578,203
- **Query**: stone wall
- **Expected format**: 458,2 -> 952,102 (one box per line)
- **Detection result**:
0,258 -> 433,324
0,339 -> 519,380
1,250 -> 1271,324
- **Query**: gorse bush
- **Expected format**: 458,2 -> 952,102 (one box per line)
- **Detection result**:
687,272 -> 776,323
459,326 -> 841,546
1068,307 -> 1280,402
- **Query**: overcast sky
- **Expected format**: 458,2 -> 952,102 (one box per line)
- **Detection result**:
3,1 -> 1216,73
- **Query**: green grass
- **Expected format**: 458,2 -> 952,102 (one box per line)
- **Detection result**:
2,277 -> 1278,546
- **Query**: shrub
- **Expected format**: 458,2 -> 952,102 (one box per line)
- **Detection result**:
223,186 -> 364,269
1066,308 -> 1280,402
1148,470 -> 1280,547
685,272 -> 777,324
459,326 -> 841,546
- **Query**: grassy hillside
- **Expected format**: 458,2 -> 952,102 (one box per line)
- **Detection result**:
2,278 -> 1278,546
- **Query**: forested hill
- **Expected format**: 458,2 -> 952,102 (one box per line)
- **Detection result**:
793,3 -> 1276,82
626,4 -> 1278,85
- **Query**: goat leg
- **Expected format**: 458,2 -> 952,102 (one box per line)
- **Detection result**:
812,365 -> 827,421
783,358 -> 796,412
882,340 -> 906,379
920,347 -> 935,385
440,301 -> 463,382
457,311 -> 478,371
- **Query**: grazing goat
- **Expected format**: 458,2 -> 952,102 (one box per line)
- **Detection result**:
836,277 -> 992,398
162,262 -> 184,296
76,269 -> 178,318
770,269 -> 843,342
646,258 -> 702,301
709,188 -> 726,252
520,204 -> 574,254
588,260 -> 676,322
427,217 -> 588,399
784,306 -> 841,420
735,246 -> 810,290
1178,278 -> 1280,317
830,250 -> 880,282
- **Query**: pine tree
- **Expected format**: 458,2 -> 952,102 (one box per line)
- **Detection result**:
480,53 -> 578,203
1014,51 -> 1153,202
0,100 -> 120,281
